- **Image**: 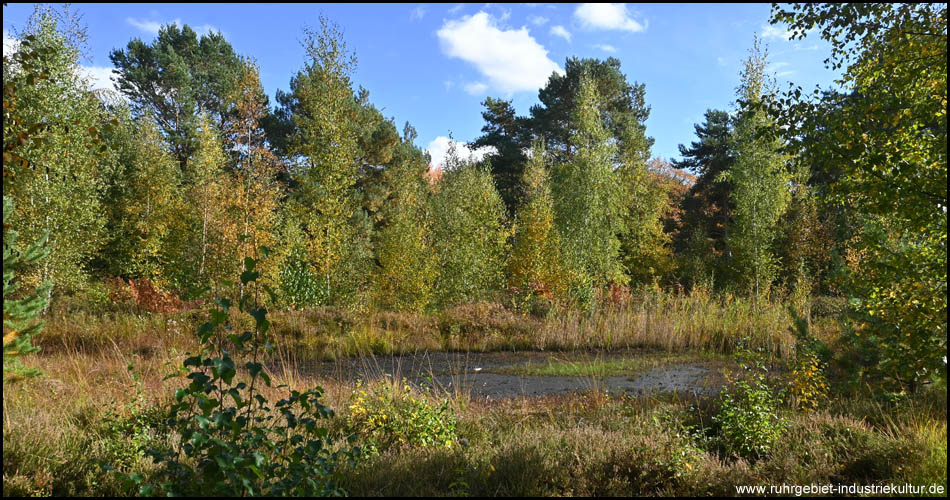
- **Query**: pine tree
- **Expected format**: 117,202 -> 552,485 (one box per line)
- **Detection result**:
3,197 -> 50,381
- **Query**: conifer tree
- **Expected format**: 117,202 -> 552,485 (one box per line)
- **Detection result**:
3,198 -> 50,381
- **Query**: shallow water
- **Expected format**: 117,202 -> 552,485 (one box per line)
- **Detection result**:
294,349 -> 725,400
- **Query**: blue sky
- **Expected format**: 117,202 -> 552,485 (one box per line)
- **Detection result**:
3,3 -> 842,167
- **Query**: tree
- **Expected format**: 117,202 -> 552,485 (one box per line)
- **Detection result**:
508,139 -> 568,303
3,198 -> 50,381
282,17 -> 362,305
110,24 -> 245,170
3,25 -> 53,381
98,109 -> 182,284
472,97 -> 531,215
430,142 -> 510,306
530,57 -> 653,165
166,114 -> 235,291
552,72 -> 626,291
673,109 -> 736,287
771,3 -> 947,390
720,38 -> 790,300
371,141 -> 437,312
4,8 -> 106,295
618,143 -> 674,286
223,60 -> 282,289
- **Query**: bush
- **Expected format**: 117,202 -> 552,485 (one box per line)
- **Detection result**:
715,343 -> 787,459
131,255 -> 353,496
346,379 -> 457,456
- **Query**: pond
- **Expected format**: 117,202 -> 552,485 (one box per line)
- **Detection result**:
294,348 -> 727,400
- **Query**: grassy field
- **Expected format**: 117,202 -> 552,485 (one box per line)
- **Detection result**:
3,291 -> 946,496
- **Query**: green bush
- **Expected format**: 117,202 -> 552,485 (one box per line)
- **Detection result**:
715,343 -> 787,459
131,255 -> 353,496
345,379 -> 458,456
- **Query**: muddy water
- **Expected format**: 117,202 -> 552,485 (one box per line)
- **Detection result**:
296,349 -> 725,400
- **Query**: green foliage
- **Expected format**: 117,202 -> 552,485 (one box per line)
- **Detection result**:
282,17 -> 363,305
715,342 -> 787,459
431,143 -> 510,307
133,254 -> 352,496
372,155 -> 437,312
508,139 -> 568,304
345,379 -> 458,456
98,109 -> 182,284
472,97 -> 531,214
619,156 -> 674,286
4,9 -> 107,293
673,110 -> 735,288
770,3 -> 947,391
720,38 -> 790,299
98,361 -> 164,472
2,197 -> 51,381
279,245 -> 328,309
787,310 -> 830,411
552,72 -> 626,290
110,22 -> 245,168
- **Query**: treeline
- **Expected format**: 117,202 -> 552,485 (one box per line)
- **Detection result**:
4,5 -> 945,388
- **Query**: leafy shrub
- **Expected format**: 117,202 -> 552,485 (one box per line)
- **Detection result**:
104,277 -> 196,314
787,312 -> 830,411
278,247 -> 328,308
346,379 -> 457,456
98,361 -> 165,473
131,254 -> 353,496
715,342 -> 787,459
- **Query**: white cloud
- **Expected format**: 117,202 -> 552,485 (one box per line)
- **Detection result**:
594,43 -> 616,53
437,12 -> 562,94
761,25 -> 793,41
426,136 -> 496,169
528,15 -> 549,26
574,3 -> 646,33
550,25 -> 571,42
77,65 -> 119,93
410,6 -> 426,21
127,17 -> 170,35
126,17 -> 219,37
767,61 -> 794,78
464,81 -> 488,95
716,56 -> 728,67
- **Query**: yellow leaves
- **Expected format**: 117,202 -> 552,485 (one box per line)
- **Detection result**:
3,329 -> 21,346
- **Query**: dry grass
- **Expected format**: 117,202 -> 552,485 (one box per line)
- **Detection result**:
7,291 -> 943,497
